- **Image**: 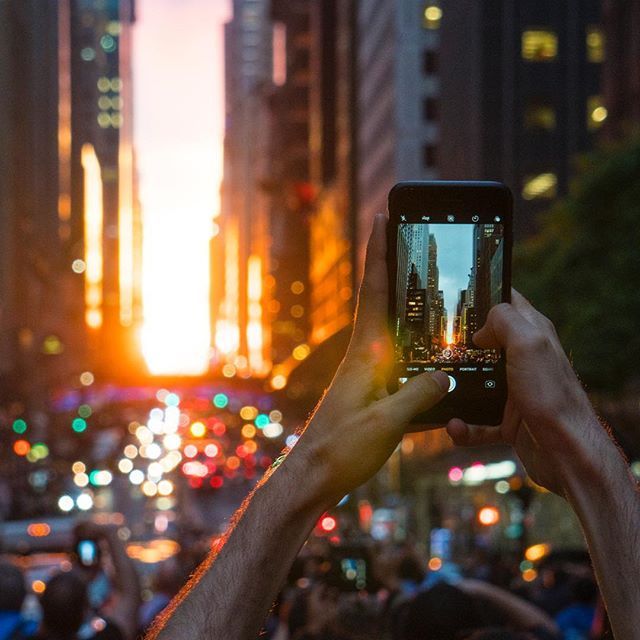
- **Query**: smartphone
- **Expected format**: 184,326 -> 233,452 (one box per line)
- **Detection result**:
387,181 -> 512,426
76,538 -> 100,567
325,545 -> 369,592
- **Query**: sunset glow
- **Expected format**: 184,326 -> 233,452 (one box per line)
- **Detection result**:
81,143 -> 104,330
134,0 -> 229,375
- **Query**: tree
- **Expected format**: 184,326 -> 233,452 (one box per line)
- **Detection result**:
515,140 -> 640,393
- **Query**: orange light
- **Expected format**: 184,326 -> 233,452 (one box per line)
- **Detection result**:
428,557 -> 443,571
226,456 -> 240,470
525,543 -> 551,562
271,374 -> 287,390
247,255 -> 266,375
81,144 -> 104,329
190,422 -> 206,438
478,506 -> 500,526
32,580 -> 46,594
215,223 -> 240,359
27,523 -> 51,537
14,440 -> 30,456
522,568 -> 538,582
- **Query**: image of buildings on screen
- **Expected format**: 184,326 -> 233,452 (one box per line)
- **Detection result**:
395,223 -> 503,364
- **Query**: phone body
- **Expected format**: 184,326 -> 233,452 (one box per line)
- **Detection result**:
387,181 -> 512,426
325,544 -> 369,592
76,538 -> 100,568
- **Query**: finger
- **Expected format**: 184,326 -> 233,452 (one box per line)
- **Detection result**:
446,419 -> 505,447
352,214 -> 388,343
375,370 -> 449,425
472,302 -> 535,350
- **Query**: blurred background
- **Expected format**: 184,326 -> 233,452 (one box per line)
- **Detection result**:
0,0 -> 639,636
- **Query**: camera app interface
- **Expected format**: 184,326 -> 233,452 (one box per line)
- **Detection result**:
395,220 -> 504,384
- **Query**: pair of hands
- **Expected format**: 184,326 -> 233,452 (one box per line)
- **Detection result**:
286,214 -> 603,505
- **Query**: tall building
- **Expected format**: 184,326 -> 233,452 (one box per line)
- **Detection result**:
356,0 -> 603,252
267,1 -> 313,378
0,0 -> 141,402
218,0 -> 273,377
307,0 -> 358,347
601,0 -> 640,139
0,1 -> 65,408
396,224 -> 429,340
437,0 -> 603,237
356,1 -> 439,273
68,0 -> 141,375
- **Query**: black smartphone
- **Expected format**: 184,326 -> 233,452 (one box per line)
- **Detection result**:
325,545 -> 369,592
76,538 -> 100,567
387,181 -> 512,426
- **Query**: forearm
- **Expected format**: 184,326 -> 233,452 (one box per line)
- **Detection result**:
146,460 -> 325,640
103,529 -> 141,639
561,424 -> 640,640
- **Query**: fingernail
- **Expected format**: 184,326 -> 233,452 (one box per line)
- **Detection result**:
433,371 -> 450,393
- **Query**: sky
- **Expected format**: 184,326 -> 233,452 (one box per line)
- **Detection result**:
429,224 -> 474,319
133,0 -> 231,374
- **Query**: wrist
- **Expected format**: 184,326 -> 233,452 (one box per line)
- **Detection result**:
270,449 -> 330,520
554,414 -> 629,500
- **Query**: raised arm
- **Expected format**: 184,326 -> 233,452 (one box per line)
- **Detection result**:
146,214 -> 449,640
446,291 -> 640,640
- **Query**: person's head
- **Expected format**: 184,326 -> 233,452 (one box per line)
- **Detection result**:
0,561 -> 27,612
395,583 -> 489,640
466,629 -> 538,640
328,594 -> 383,640
40,572 -> 88,639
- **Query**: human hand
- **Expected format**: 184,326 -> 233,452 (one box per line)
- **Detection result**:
446,290 -> 607,494
284,214 -> 449,507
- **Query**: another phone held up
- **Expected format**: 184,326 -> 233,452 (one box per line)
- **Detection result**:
76,538 -> 101,568
387,181 -> 512,426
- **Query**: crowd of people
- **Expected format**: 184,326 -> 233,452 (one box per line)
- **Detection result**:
0,528 -> 608,640
1,215 -> 638,640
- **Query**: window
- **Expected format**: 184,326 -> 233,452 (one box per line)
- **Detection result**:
423,144 -> 437,168
422,4 -> 442,30
272,22 -> 287,86
524,101 -> 556,130
522,30 -> 558,61
586,27 -> 605,63
423,50 -> 437,75
423,97 -> 438,121
522,173 -> 557,200
587,95 -> 608,130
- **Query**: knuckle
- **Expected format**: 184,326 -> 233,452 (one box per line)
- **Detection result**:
512,330 -> 551,356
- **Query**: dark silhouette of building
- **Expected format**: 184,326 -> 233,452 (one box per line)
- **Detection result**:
438,0 -> 602,238
601,0 -> 640,139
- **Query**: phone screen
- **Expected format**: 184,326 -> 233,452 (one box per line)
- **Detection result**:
395,220 -> 503,373
77,539 -> 99,567
388,182 -> 511,425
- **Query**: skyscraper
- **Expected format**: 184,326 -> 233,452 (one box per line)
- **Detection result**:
219,0 -> 273,377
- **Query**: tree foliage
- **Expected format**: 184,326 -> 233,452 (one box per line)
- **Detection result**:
514,140 -> 640,393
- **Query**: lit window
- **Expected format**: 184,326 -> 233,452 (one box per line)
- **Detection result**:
272,22 -> 286,86
423,5 -> 442,29
524,101 -> 556,130
522,30 -> 558,61
586,27 -> 605,63
522,173 -> 557,200
587,95 -> 608,130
